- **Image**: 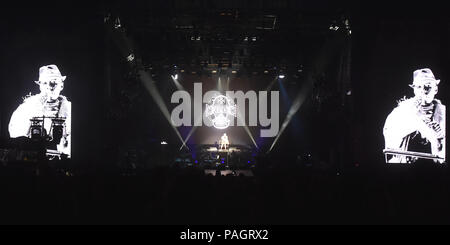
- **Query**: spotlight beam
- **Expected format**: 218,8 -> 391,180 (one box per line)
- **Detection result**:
139,71 -> 186,148
218,77 -> 222,93
170,75 -> 187,149
171,75 -> 185,91
106,20 -> 187,149
180,76 -> 224,150
268,81 -> 312,152
179,112 -> 203,150
179,126 -> 198,150
265,78 -> 277,92
236,110 -> 259,149
268,37 -> 345,153
219,76 -> 258,149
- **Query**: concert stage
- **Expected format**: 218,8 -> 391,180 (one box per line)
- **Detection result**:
174,144 -> 257,171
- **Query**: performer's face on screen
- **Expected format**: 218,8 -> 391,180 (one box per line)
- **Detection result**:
39,78 -> 64,100
413,83 -> 438,104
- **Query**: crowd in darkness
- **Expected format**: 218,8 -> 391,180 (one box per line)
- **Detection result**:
0,159 -> 449,225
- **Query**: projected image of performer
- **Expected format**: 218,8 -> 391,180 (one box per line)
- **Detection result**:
220,133 -> 229,150
8,64 -> 71,157
383,68 -> 445,163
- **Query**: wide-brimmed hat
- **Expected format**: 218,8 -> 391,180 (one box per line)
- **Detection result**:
34,64 -> 66,84
410,68 -> 440,87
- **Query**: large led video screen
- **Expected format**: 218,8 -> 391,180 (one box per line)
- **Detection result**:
8,64 -> 71,159
383,68 -> 445,164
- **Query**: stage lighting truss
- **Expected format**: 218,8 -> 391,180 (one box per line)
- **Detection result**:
205,95 -> 236,129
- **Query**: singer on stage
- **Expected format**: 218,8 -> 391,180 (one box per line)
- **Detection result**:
219,133 -> 229,150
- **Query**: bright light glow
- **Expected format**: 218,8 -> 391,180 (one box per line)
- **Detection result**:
205,95 -> 236,129
278,74 -> 285,79
329,25 -> 339,31
126,53 -> 135,62
383,68 -> 445,163
212,70 -> 217,74
114,17 -> 121,29
139,70 -> 186,149
9,64 -> 71,158
108,21 -> 187,151
213,115 -> 228,129
268,38 -> 339,152
171,74 -> 184,91
161,141 -> 168,145
219,133 -> 229,149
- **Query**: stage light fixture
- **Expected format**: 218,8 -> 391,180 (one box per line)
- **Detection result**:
329,21 -> 340,31
103,13 -> 111,23
344,19 -> 352,35
171,74 -> 184,90
114,17 -> 122,29
278,74 -> 285,79
126,53 -> 135,62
